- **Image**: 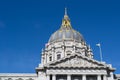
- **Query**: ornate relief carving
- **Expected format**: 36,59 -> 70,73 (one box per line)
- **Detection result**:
50,56 -> 102,67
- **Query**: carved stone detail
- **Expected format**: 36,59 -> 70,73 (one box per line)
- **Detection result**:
49,55 -> 103,68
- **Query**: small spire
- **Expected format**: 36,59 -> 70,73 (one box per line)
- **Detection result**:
61,8 -> 72,29
65,8 -> 67,15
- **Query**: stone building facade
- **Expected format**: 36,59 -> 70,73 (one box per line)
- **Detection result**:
0,9 -> 119,80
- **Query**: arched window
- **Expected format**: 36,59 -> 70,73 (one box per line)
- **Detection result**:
16,78 -> 23,80
66,50 -> 72,56
26,78 -> 34,80
49,56 -> 52,61
8,78 -> 13,80
57,54 -> 61,60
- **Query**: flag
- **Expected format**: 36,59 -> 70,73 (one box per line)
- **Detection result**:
96,43 -> 101,47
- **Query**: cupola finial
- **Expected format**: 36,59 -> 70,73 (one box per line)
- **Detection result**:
65,8 -> 67,15
61,8 -> 72,29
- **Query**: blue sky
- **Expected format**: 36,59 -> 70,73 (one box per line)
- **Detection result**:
0,0 -> 120,73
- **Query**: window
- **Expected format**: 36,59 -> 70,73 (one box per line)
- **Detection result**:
16,78 -> 23,80
57,54 -> 61,60
49,56 -> 52,61
28,78 -> 34,80
66,50 -> 72,56
67,53 -> 71,56
8,78 -> 12,80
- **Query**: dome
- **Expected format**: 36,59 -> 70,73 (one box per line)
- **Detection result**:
49,8 -> 85,43
49,28 -> 84,43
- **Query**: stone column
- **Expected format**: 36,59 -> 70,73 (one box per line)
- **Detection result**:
52,74 -> 56,80
52,48 -> 55,61
97,75 -> 101,80
103,75 -> 107,80
46,75 -> 50,80
82,75 -> 86,80
45,53 -> 47,63
110,72 -> 114,80
67,75 -> 71,80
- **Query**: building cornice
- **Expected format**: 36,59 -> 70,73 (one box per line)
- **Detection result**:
0,73 -> 37,77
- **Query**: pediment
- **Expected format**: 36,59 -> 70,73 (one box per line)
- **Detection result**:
45,54 -> 106,68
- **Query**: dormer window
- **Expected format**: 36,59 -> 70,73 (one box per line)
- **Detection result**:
57,54 -> 61,60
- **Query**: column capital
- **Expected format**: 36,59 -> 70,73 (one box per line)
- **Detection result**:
67,74 -> 71,76
52,74 -> 56,76
103,74 -> 107,76
103,75 -> 107,80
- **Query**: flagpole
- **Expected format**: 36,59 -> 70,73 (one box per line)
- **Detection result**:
99,44 -> 103,62
96,43 -> 103,62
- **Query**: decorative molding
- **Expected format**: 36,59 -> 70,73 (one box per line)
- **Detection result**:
44,53 -> 106,68
0,73 -> 37,77
46,69 -> 107,75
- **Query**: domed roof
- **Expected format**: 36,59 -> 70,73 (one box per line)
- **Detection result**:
49,8 -> 85,43
49,29 -> 84,43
